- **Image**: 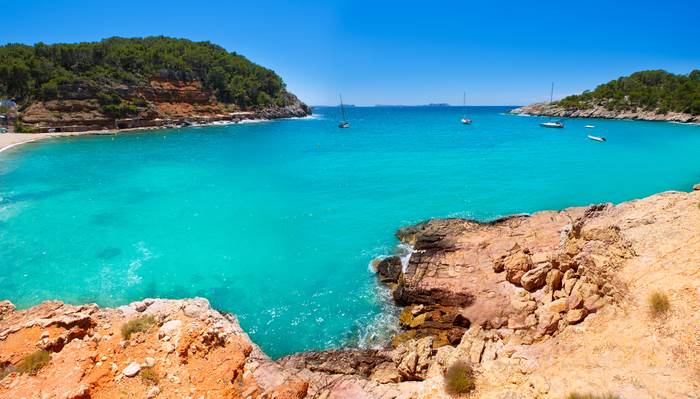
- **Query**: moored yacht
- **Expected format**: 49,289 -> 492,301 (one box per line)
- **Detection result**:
540,82 -> 565,128
540,120 -> 565,128
460,92 -> 472,124
338,94 -> 350,128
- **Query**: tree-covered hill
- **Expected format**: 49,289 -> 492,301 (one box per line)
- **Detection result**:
0,36 -> 293,110
558,70 -> 700,115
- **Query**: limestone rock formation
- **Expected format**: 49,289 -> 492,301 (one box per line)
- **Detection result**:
510,102 -> 700,123
0,299 -> 308,399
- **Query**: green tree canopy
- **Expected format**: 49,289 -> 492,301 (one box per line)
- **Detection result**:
558,70 -> 700,115
0,36 -> 291,109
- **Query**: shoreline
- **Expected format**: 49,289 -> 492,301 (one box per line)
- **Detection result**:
510,103 -> 700,124
0,114 -> 316,155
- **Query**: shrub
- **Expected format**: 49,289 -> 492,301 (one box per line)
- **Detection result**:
648,291 -> 671,316
16,349 -> 50,375
121,315 -> 156,339
444,360 -> 475,395
0,364 -> 17,380
13,119 -> 35,133
566,394 -> 620,399
140,367 -> 159,385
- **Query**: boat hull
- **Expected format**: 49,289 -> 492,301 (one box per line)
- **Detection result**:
540,122 -> 564,128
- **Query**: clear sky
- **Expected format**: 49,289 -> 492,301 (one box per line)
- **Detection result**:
2,0 -> 699,106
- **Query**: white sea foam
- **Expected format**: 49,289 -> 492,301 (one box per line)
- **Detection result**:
236,118 -> 270,124
396,243 -> 414,273
356,282 -> 401,349
126,241 -> 155,286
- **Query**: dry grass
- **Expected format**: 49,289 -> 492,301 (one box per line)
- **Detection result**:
140,367 -> 159,385
121,315 -> 157,339
648,290 -> 671,316
444,360 -> 475,396
566,394 -> 620,399
16,350 -> 51,375
0,364 -> 17,380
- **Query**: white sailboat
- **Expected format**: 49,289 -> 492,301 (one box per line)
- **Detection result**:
540,82 -> 564,128
338,94 -> 350,128
461,92 -> 472,125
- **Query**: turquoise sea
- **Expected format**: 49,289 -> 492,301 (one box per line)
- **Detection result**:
1,106 -> 699,357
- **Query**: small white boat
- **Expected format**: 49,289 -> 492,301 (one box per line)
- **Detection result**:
584,125 -> 595,128
338,94 -> 350,128
587,135 -> 606,142
540,121 -> 565,128
460,92 -> 472,125
539,83 -> 565,128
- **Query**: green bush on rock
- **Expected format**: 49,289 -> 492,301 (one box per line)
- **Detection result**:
121,315 -> 156,339
444,360 -> 475,396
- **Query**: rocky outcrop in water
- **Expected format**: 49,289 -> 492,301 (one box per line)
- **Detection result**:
510,102 -> 700,123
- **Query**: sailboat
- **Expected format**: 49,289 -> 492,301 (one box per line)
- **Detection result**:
461,92 -> 472,125
338,94 -> 350,128
540,82 -> 564,128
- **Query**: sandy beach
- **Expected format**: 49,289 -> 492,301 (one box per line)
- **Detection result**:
0,127 -> 167,154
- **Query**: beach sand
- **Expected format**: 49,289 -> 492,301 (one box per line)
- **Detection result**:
0,127 -> 165,154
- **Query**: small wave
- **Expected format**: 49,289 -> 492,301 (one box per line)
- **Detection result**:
355,283 -> 401,349
396,243 -> 414,273
236,118 -> 270,124
126,241 -> 155,286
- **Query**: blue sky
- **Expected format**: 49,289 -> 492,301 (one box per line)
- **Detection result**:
2,0 -> 699,105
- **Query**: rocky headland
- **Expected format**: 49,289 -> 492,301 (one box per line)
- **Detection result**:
510,102 -> 700,123
17,77 -> 310,133
0,38 -> 312,133
3,187 -> 700,398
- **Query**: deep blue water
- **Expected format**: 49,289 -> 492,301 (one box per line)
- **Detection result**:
1,106 -> 699,357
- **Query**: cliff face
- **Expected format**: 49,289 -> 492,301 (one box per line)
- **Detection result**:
2,188 -> 700,398
510,102 -> 700,123
19,77 -> 311,132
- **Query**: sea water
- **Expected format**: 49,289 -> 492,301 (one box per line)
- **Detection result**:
1,106 -> 699,357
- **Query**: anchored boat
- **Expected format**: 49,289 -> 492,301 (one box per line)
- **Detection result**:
540,82 -> 565,129
587,135 -> 606,142
338,94 -> 350,128
540,121 -> 565,128
461,92 -> 472,125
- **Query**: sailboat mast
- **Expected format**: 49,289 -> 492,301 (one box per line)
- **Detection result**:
549,82 -> 554,103
339,94 -> 347,121
463,91 -> 466,117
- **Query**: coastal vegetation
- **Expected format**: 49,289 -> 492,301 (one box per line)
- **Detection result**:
648,290 -> 671,316
0,364 -> 15,380
121,315 -> 156,339
16,349 -> 51,375
444,360 -> 475,395
0,37 -> 290,113
140,367 -> 160,385
558,70 -> 700,115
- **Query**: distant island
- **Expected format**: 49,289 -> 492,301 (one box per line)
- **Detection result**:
0,37 -> 310,132
511,70 -> 700,123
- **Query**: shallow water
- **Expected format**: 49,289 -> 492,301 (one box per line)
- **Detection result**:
1,106 -> 699,357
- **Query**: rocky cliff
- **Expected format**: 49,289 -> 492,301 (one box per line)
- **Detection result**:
19,77 -> 310,133
510,102 -> 700,123
2,187 -> 700,398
